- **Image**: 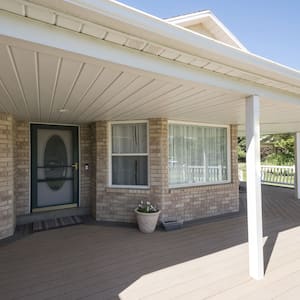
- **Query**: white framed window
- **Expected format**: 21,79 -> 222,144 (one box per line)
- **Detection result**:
109,121 -> 149,188
168,121 -> 231,187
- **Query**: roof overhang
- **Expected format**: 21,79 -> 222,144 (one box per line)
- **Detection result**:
0,0 -> 300,135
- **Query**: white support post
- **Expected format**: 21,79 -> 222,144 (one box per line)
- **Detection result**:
295,133 -> 300,199
246,95 -> 264,280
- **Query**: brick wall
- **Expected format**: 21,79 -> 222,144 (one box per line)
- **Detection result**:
90,123 -> 96,218
94,121 -> 113,221
2,117 -> 238,233
80,124 -> 92,209
149,119 -> 169,212
15,121 -> 30,216
94,121 -> 239,223
0,113 -> 15,239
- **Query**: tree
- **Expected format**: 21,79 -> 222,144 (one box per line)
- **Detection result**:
238,136 -> 246,162
238,134 -> 295,165
261,134 -> 294,165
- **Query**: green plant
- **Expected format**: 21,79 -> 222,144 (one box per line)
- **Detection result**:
238,134 -> 295,165
137,201 -> 159,213
261,134 -> 294,165
238,137 -> 246,162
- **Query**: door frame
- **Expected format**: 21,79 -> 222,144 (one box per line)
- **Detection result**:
30,123 -> 80,212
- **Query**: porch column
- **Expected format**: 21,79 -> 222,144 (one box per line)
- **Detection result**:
295,133 -> 300,199
246,95 -> 264,280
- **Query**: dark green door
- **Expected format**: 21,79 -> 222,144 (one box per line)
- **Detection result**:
31,124 -> 79,210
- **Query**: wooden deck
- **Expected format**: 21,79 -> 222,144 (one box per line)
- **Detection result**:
1,185 -> 300,299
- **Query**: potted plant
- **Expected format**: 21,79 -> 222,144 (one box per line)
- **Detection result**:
134,201 -> 160,233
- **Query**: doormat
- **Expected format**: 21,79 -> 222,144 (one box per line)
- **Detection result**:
32,216 -> 83,232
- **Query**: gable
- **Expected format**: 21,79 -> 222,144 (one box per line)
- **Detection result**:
166,11 -> 248,52
185,23 -> 215,39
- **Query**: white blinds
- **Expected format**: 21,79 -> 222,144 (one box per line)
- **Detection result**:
169,123 -> 228,185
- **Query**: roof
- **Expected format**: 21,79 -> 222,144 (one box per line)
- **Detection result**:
166,10 -> 248,52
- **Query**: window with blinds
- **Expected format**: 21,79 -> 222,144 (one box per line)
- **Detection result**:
169,122 -> 230,186
110,122 -> 148,186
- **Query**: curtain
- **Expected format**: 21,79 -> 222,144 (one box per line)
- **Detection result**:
112,123 -> 147,154
112,156 -> 148,185
111,123 -> 148,185
169,123 -> 228,185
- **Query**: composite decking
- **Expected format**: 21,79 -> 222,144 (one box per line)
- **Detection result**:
1,185 -> 300,299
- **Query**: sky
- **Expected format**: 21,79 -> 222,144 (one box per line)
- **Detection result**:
117,0 -> 300,70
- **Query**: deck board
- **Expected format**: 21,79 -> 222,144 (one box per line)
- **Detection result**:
1,185 -> 300,299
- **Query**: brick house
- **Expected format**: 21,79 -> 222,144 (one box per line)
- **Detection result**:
1,0 -> 300,280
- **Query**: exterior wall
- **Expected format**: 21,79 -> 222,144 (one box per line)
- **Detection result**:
0,115 -> 238,239
90,123 -> 96,218
94,120 -> 239,223
79,124 -> 93,209
0,113 -> 15,239
15,121 -> 30,216
94,121 -> 112,221
148,119 -> 169,213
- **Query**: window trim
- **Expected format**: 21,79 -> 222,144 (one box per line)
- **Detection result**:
108,120 -> 150,189
168,120 -> 231,188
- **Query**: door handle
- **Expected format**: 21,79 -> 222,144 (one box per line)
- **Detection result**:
72,162 -> 79,170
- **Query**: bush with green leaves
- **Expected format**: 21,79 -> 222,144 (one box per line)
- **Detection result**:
238,134 -> 295,166
137,201 -> 159,213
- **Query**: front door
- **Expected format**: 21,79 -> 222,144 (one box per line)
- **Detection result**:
31,124 -> 79,211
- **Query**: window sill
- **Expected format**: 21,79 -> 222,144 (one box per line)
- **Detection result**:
169,181 -> 232,190
108,185 -> 149,189
105,186 -> 150,193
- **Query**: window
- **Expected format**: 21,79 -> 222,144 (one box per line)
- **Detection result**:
110,122 -> 148,186
169,122 -> 230,186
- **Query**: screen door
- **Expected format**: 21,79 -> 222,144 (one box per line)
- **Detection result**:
31,124 -> 79,210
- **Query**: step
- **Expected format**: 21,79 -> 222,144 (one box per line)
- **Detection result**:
16,207 -> 91,225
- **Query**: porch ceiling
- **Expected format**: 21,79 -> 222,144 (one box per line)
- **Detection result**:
0,37 -> 243,124
1,37 -> 300,135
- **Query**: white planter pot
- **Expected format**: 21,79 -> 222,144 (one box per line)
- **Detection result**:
134,208 -> 161,233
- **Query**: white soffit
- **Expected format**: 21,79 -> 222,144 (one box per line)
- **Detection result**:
0,39 -> 245,124
1,38 -> 300,136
